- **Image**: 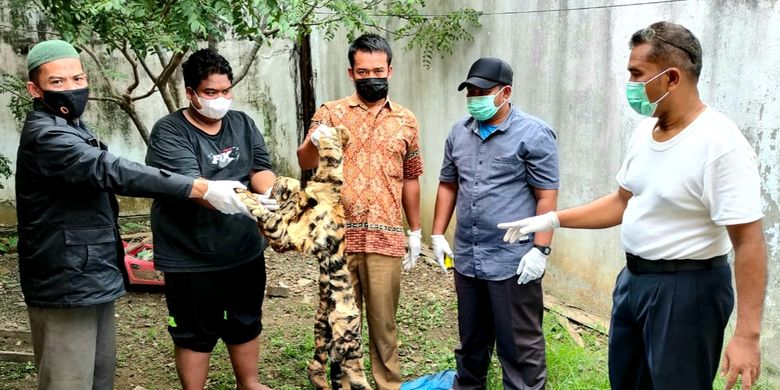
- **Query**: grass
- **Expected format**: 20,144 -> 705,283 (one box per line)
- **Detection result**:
253,298 -> 776,390
256,292 -> 611,389
0,361 -> 36,383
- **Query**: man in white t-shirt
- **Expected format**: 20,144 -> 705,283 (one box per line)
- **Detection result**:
498,21 -> 767,390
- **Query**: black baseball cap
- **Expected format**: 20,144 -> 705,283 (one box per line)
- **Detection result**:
457,57 -> 514,91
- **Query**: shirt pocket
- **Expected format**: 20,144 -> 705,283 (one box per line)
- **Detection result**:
381,136 -> 407,179
489,155 -> 523,185
63,226 -> 118,272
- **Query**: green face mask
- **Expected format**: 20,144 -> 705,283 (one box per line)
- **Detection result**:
626,69 -> 670,116
467,86 -> 508,121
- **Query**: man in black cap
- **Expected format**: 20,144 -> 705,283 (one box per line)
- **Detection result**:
429,57 -> 559,389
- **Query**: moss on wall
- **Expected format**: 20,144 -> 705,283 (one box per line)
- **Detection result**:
245,84 -> 296,178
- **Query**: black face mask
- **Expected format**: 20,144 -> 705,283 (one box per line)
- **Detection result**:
354,78 -> 389,103
37,87 -> 90,120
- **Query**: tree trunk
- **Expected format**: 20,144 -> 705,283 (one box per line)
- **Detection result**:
208,33 -> 219,53
158,83 -> 178,113
298,33 -> 316,144
120,101 -> 150,146
168,67 -> 183,108
296,33 -> 316,182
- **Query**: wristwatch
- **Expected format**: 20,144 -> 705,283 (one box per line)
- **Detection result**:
533,245 -> 552,256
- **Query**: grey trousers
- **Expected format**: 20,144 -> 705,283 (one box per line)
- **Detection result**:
28,302 -> 117,390
453,271 -> 547,390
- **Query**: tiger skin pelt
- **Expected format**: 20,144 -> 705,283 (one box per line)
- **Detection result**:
235,126 -> 369,390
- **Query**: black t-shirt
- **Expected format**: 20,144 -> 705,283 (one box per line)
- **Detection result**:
145,109 -> 273,272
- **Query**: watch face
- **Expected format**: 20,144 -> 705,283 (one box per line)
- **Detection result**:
535,245 -> 551,255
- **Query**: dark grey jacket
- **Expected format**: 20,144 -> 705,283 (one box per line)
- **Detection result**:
15,107 -> 193,308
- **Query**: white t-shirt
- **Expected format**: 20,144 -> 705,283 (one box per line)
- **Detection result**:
616,107 -> 763,260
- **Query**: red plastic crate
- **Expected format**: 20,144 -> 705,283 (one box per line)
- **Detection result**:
122,241 -> 164,286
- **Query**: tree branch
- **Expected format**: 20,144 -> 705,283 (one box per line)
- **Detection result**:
134,49 -> 159,83
158,50 -> 186,88
130,87 -> 158,102
77,44 -> 120,98
119,44 -> 141,95
231,38 -> 264,87
232,12 -> 281,88
88,95 -> 122,104
154,45 -> 171,69
0,84 -> 31,101
132,49 -> 186,107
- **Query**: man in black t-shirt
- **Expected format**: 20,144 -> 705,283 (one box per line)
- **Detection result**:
146,49 -> 276,390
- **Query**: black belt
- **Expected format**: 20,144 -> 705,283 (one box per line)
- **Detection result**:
626,253 -> 728,273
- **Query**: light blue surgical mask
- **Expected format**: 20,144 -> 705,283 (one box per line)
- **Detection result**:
467,86 -> 509,121
626,68 -> 670,116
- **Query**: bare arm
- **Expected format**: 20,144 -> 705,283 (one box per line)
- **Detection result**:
432,181 -> 458,235
729,220 -> 767,338
557,187 -> 633,229
188,179 -> 208,198
297,136 -> 319,170
402,177 -> 421,231
532,188 -> 558,246
722,220 -> 767,389
250,169 -> 277,194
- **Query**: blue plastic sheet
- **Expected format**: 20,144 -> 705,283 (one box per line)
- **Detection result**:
400,369 -> 456,390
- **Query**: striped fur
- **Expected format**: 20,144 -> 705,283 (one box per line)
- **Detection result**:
236,126 -> 369,389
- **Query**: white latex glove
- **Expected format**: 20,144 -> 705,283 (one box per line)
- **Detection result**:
310,124 -> 333,149
430,235 -> 453,273
402,229 -> 422,271
516,247 -> 547,284
253,187 -> 279,211
497,211 -> 560,244
203,180 -> 253,219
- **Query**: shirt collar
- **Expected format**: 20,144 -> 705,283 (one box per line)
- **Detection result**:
466,105 -> 517,135
347,93 -> 395,111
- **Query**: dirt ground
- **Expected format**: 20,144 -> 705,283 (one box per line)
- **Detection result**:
0,246 -> 459,389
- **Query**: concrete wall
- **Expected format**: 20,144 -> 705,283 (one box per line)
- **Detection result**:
309,0 -> 780,373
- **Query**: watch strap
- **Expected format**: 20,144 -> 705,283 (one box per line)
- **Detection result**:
533,244 -> 551,256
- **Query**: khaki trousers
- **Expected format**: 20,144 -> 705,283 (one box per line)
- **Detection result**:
347,252 -> 402,390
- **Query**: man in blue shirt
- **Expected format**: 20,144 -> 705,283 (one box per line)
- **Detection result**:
429,57 -> 559,389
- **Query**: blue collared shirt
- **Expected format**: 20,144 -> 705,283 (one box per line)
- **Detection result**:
439,107 -> 559,280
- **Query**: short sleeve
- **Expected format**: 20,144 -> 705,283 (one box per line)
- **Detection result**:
438,129 -> 458,182
146,117 -> 201,178
523,126 -> 559,189
403,112 -> 423,179
307,105 -> 333,137
702,146 -> 764,225
249,118 -> 273,172
617,118 -> 653,190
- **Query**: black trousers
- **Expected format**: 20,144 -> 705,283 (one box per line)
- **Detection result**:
608,264 -> 734,390
453,271 -> 546,390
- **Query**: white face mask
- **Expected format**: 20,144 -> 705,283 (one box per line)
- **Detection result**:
194,94 -> 231,120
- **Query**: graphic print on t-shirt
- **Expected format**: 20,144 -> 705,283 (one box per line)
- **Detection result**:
209,146 -> 240,169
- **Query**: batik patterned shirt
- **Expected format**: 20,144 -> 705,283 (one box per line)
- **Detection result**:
308,94 -> 423,257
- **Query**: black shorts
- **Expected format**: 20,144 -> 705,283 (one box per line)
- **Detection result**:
163,255 -> 266,353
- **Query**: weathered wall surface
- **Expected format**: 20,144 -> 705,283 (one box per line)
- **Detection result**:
309,0 -> 780,373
